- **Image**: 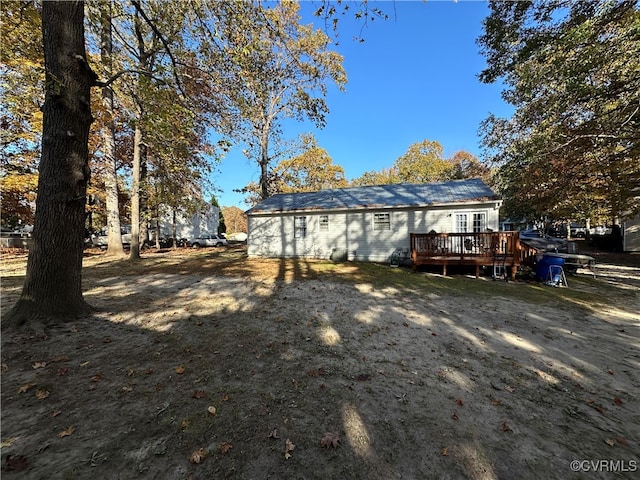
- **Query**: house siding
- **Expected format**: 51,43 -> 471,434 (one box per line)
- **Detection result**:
152,204 -> 219,240
247,202 -> 500,262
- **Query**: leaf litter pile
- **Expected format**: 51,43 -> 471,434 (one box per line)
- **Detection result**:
1,247 -> 639,479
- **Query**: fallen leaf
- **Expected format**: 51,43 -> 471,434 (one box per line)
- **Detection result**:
0,437 -> 18,447
221,393 -> 230,402
617,437 -> 629,446
4,454 -> 28,472
51,410 -> 62,418
79,361 -> 90,367
504,385 -> 515,393
35,389 -> 50,400
356,374 -> 371,381
192,391 -> 205,399
189,448 -> 207,464
122,386 -> 133,393
32,362 -> 47,369
90,374 -> 103,382
219,442 -> 233,455
607,369 -> 614,375
456,398 -> 464,407
491,399 -> 502,406
604,438 -> 616,447
127,369 -> 135,377
320,431 -> 341,449
501,422 -> 512,432
175,365 -> 186,374
451,411 -> 459,421
57,368 -> 70,376
58,426 -> 75,438
595,406 -> 606,415
50,355 -> 69,363
441,447 -> 449,456
268,429 -> 279,439
284,438 -> 295,459
18,382 -> 37,394
207,406 -> 217,416
613,397 -> 623,406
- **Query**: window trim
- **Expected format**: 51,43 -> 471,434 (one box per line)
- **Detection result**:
455,213 -> 468,233
373,212 -> 391,231
472,212 -> 487,233
294,215 -> 307,238
319,215 -> 329,231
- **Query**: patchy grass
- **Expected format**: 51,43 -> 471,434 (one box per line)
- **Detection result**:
1,247 -> 639,479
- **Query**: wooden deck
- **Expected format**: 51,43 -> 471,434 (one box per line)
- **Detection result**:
410,232 -> 526,279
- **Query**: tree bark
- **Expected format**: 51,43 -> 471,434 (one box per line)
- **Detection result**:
5,1 -> 93,327
130,125 -> 143,259
100,1 -> 125,257
259,125 -> 270,200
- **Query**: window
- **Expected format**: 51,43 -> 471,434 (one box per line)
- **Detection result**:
473,213 -> 486,232
319,215 -> 329,231
455,214 -> 468,233
373,212 -> 391,231
294,216 -> 307,238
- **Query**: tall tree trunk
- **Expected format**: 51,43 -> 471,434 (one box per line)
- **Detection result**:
100,1 -> 124,256
5,1 -> 93,327
259,127 -> 270,200
130,125 -> 143,259
172,208 -> 177,248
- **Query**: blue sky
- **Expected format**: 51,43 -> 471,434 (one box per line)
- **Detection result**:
211,1 -> 514,208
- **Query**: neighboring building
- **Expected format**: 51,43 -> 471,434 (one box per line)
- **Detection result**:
246,178 -> 502,262
150,204 -> 220,242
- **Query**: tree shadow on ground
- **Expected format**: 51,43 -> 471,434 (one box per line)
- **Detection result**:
1,253 -> 639,479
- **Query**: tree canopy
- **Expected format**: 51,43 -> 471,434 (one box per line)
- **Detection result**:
224,0 -> 347,201
352,139 -> 491,186
240,134 -> 348,205
0,2 -> 43,229
478,0 -> 640,224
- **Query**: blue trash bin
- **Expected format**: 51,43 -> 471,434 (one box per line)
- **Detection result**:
536,255 -> 565,282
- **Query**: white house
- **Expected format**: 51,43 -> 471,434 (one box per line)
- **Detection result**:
246,178 -> 503,262
151,204 -> 220,241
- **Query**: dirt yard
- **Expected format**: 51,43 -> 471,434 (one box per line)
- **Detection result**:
1,246 -> 639,479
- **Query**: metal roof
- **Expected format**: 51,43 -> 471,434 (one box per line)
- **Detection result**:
246,178 -> 501,215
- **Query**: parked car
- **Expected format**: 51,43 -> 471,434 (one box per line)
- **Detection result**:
570,224 -> 587,238
91,225 -> 132,249
187,233 -> 227,248
518,229 -> 545,239
590,225 -> 611,236
518,229 -> 568,252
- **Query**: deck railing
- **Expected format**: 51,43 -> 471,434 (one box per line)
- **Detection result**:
410,231 -> 522,276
